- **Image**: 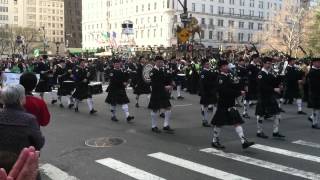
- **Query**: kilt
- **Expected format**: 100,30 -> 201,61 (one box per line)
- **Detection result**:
174,74 -> 186,86
284,87 -> 301,99
133,82 -> 151,95
308,95 -> 320,109
211,107 -> 244,126
35,80 -> 52,93
57,81 -> 75,96
105,89 -> 130,105
72,84 -> 92,100
148,98 -> 171,110
200,93 -> 217,106
255,96 -> 280,116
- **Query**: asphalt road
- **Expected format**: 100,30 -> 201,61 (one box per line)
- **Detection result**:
39,87 -> 320,180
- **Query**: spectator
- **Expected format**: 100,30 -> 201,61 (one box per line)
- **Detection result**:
20,72 -> 51,127
0,84 -> 44,174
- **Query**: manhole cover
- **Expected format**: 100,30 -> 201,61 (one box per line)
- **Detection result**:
85,137 -> 126,148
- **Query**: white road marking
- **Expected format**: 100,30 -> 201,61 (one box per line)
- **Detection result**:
251,144 -> 320,163
39,163 -> 78,180
96,158 -> 166,180
293,140 -> 320,149
173,104 -> 193,107
148,152 -> 251,180
200,148 -> 320,180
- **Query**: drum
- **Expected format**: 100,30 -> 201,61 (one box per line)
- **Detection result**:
89,82 -> 103,95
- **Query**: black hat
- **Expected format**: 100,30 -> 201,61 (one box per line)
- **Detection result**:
311,57 -> 320,62
201,58 -> 209,65
59,59 -> 65,63
218,60 -> 229,68
262,56 -> 273,64
251,53 -> 259,59
154,55 -> 164,61
112,58 -> 121,63
287,57 -> 296,62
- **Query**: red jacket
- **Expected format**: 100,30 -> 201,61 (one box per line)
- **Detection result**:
24,95 -> 50,126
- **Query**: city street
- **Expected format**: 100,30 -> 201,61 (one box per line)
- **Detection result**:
39,87 -> 320,180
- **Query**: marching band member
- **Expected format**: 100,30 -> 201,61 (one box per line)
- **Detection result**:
307,57 -> 320,129
72,59 -> 97,114
105,59 -> 134,122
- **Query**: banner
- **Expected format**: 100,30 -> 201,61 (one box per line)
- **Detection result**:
2,73 -> 39,86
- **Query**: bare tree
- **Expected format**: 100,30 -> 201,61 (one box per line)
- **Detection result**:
255,0 -> 307,56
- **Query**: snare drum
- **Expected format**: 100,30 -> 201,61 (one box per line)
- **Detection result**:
89,82 -> 103,95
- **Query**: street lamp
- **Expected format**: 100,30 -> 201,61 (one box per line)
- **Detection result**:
55,41 -> 61,55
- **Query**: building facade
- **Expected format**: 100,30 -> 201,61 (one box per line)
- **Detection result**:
64,0 -> 82,48
82,0 -> 301,50
0,0 -> 11,27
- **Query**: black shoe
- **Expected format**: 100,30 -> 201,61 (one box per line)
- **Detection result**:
151,127 -> 161,133
208,107 -> 214,112
242,140 -> 255,149
159,113 -> 165,118
308,116 -> 313,122
211,142 -> 225,149
59,104 -> 64,108
202,122 -> 211,127
177,96 -> 184,100
51,100 -> 57,104
273,132 -> 285,138
312,124 -> 320,129
90,109 -> 97,115
298,111 -> 307,115
279,108 -> 286,113
264,115 -> 272,120
163,126 -> 175,134
68,104 -> 74,109
111,116 -> 119,122
257,132 -> 269,139
135,103 -> 139,108
242,113 -> 250,119
75,107 -> 79,112
127,116 -> 134,122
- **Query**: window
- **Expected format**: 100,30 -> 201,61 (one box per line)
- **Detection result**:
209,31 -> 213,39
209,19 -> 214,26
154,2 -> 157,10
258,1 -> 264,9
217,31 -> 223,41
218,19 -> 224,27
249,10 -> 254,16
141,30 -> 144,38
202,4 -> 205,13
228,20 -> 234,27
154,16 -> 157,22
210,5 -> 213,14
200,30 -> 204,39
192,3 -> 195,12
148,3 -> 150,11
250,0 -> 254,7
240,0 -> 245,6
259,11 -> 264,19
239,21 -> 244,29
248,22 -> 254,30
238,33 -> 244,42
258,23 -> 263,30
229,8 -> 234,15
219,0 -> 224,3
218,7 -> 224,14
239,9 -> 244,16
248,33 -> 253,42
136,5 -> 138,12
201,18 -> 205,25
229,0 -> 234,5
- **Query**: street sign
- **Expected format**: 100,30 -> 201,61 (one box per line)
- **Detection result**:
177,28 -> 190,44
180,13 -> 191,23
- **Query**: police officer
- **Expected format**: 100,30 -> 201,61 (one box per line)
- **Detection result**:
148,56 -> 174,134
256,57 -> 285,139
307,57 -> 320,129
72,59 -> 97,114
199,59 -> 218,127
105,59 -> 134,122
211,60 -> 254,149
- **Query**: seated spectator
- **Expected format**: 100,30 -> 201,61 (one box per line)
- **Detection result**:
0,84 -> 44,174
20,72 -> 50,127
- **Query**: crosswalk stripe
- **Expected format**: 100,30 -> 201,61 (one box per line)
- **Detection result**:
251,144 -> 320,163
39,163 -> 78,180
148,152 -> 251,180
200,148 -> 320,180
293,140 -> 320,149
96,158 -> 166,180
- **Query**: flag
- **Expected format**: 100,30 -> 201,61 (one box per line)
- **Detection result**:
34,49 -> 40,57
101,32 -> 110,41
